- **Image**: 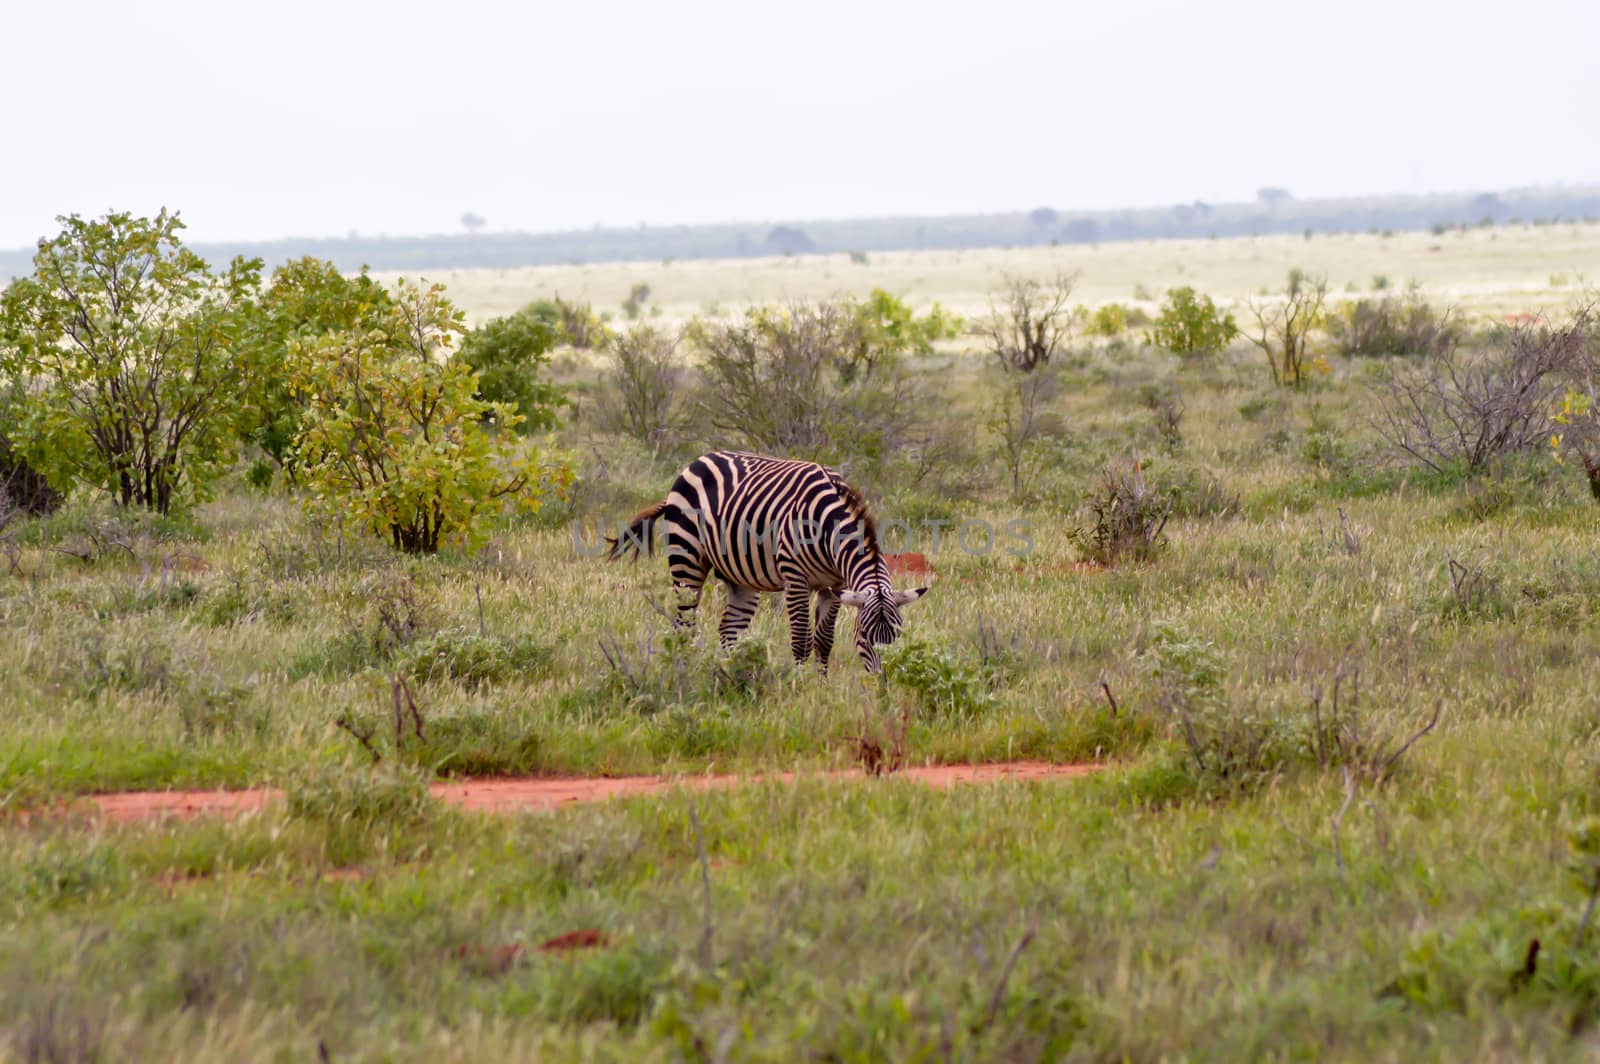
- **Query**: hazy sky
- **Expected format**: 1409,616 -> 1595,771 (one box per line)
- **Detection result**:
4,0 -> 1597,247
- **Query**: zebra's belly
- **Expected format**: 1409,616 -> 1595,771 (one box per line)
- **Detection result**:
697,528 -> 841,593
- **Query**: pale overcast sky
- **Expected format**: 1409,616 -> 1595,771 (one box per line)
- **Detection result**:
3,0 -> 1597,247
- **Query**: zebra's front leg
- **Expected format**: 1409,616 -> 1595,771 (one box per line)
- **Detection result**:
813,589 -> 839,673
718,584 -> 761,649
783,581 -> 813,664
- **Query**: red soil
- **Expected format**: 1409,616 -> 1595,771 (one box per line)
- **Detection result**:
884,552 -> 937,579
81,761 -> 1100,823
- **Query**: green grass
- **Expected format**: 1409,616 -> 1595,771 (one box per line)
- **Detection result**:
8,298 -> 1600,1056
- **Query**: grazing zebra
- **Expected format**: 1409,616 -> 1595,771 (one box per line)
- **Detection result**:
606,450 -> 929,672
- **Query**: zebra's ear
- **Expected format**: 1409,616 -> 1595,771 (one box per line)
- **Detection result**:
838,589 -> 870,607
892,586 -> 930,605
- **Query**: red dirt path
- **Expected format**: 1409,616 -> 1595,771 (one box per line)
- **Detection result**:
84,761 -> 1100,823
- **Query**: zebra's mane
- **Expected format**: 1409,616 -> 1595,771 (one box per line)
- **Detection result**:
834,480 -> 881,559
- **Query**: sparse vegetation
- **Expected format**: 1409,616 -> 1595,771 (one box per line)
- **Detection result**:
1370,307 -> 1590,473
5,219 -> 1600,1059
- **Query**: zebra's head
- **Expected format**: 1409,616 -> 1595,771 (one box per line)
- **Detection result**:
838,585 -> 930,671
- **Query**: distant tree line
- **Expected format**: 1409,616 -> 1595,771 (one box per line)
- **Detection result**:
5,187 -> 1596,280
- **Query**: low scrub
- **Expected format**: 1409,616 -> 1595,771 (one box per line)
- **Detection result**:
1144,626 -> 1440,791
591,628 -> 779,717
1069,457 -> 1173,564
1328,292 -> 1459,359
880,634 -> 997,718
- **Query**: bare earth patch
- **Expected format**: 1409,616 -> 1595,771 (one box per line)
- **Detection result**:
82,761 -> 1101,823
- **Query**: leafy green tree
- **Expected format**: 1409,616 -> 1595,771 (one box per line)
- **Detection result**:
1147,287 -> 1239,358
455,306 -> 568,435
241,257 -> 394,478
1088,303 -> 1129,337
288,282 -> 572,553
0,210 -> 260,514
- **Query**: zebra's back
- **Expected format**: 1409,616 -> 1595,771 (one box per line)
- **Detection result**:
665,450 -> 857,592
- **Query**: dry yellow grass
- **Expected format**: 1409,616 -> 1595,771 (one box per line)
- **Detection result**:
387,223 -> 1600,327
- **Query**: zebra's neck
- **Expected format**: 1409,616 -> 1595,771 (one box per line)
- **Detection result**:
836,536 -> 887,594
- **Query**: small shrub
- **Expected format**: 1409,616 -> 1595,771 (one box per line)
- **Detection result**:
285,762 -> 437,864
622,284 -> 651,321
592,627 -> 779,717
880,634 -> 996,717
1087,303 -> 1129,337
1247,270 -> 1329,388
1069,458 -> 1173,564
593,324 -> 686,454
987,368 -> 1063,500
1153,462 -> 1239,518
846,289 -> 961,382
1328,293 -> 1459,359
1301,404 -> 1354,476
1147,287 -> 1239,358
1146,392 -> 1184,454
397,628 -> 553,690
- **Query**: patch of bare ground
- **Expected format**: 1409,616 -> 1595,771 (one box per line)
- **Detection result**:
75,762 -> 1102,823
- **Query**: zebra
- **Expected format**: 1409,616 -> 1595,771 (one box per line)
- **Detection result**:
605,450 -> 929,672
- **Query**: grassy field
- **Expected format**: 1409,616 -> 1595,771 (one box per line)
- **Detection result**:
6,228 -> 1600,1059
403,223 -> 1600,326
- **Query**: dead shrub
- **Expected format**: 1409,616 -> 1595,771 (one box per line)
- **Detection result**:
1370,311 -> 1589,473
976,274 -> 1079,373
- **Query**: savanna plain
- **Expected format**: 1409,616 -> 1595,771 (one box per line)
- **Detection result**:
6,224 -> 1600,1061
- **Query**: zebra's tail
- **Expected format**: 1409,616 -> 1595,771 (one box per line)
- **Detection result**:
606,500 -> 668,560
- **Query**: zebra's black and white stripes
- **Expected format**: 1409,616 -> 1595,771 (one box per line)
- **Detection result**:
606,450 -> 929,672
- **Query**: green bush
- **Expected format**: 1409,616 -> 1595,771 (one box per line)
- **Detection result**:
1147,287 -> 1239,358
289,282 -> 574,553
1087,303 -> 1146,337
397,628 -> 554,689
0,210 -> 260,514
240,257 -> 395,478
456,307 -> 569,434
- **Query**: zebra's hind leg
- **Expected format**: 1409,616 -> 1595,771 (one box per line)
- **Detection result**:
813,590 -> 840,673
782,581 -> 813,663
719,584 -> 762,649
